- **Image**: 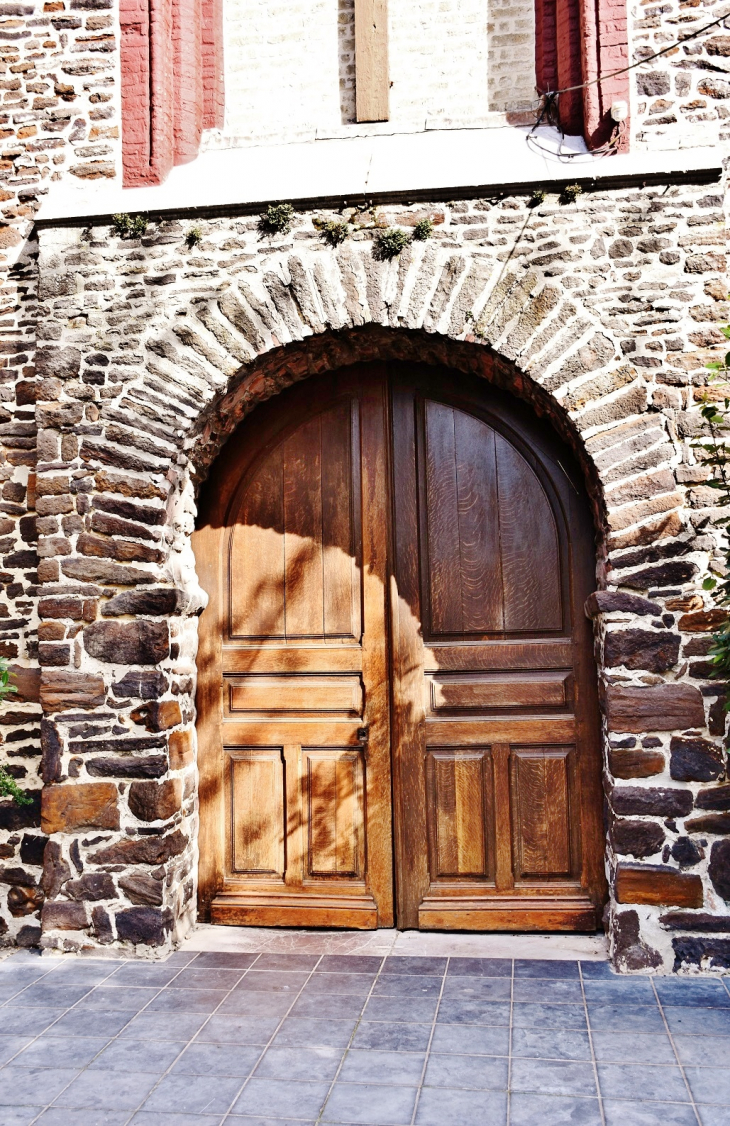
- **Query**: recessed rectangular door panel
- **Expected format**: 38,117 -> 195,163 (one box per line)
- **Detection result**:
305,748 -> 365,878
426,749 -> 493,879
510,747 -> 575,881
228,749 -> 285,877
228,675 -> 363,716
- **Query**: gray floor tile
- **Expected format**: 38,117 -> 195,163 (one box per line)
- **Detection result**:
75,987 -> 158,1012
88,1038 -> 186,1074
291,993 -> 365,1020
684,1064 -> 730,1104
447,958 -> 512,978
580,962 -> 618,980
145,988 -> 227,1014
510,1057 -> 598,1097
0,1034 -> 33,1065
514,960 -> 579,979
592,1030 -> 676,1064
371,975 -> 441,998
0,1006 -> 66,1036
0,1066 -> 79,1106
255,1045 -> 343,1082
414,1086 -> 507,1125
664,1006 -> 730,1036
509,1093 -> 602,1125
273,1016 -> 357,1049
302,973 -> 375,999
119,1012 -> 207,1041
45,964 -> 118,988
10,984 -> 91,1009
382,957 -> 446,977
364,995 -> 438,1023
0,985 -> 30,1004
52,1010 -> 133,1038
672,1034 -> 728,1066
317,956 -> 383,975
512,980 -> 584,1003
198,1014 -> 282,1044
0,1108 -> 44,1126
699,1105 -> 730,1126
322,1081 -> 417,1124
35,1111 -> 130,1126
583,980 -> 656,1005
441,977 -> 511,1001
511,1027 -> 592,1061
602,1100 -> 699,1126
228,1119 -> 313,1126
14,1036 -> 109,1069
52,1069 -> 158,1110
512,1002 -> 587,1030
430,1023 -> 510,1056
351,1021 -> 432,1052
162,953 -> 198,966
234,971 -> 309,994
171,1042 -> 262,1076
105,964 -> 181,989
191,952 -> 259,970
165,967 -> 245,991
423,1052 -> 508,1090
435,998 -> 511,1026
339,1048 -> 426,1086
598,1063 -> 690,1103
587,1004 -> 665,1033
218,990 -> 294,1018
252,954 -> 320,972
654,979 -> 730,1008
130,1115 -> 223,1126
142,1072 -> 244,1115
232,1078 -> 331,1119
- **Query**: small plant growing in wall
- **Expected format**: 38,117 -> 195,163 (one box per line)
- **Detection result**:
0,657 -> 29,807
260,203 -> 295,236
528,188 -> 547,208
412,217 -> 433,241
375,227 -> 411,260
559,183 -> 583,205
319,219 -> 350,246
111,213 -> 148,239
185,226 -> 203,249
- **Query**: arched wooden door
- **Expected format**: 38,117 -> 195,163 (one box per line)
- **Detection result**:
194,363 -> 606,931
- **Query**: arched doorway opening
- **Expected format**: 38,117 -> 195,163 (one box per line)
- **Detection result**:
193,360 -> 606,932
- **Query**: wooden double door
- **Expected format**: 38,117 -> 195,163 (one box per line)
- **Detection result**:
194,363 -> 605,931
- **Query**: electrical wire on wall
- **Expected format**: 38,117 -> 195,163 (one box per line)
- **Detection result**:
525,8 -> 730,162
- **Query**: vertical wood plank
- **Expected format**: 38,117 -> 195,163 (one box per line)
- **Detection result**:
492,743 -> 514,891
453,411 -> 503,631
354,0 -> 389,122
283,416 -> 324,637
321,400 -> 356,639
425,401 -> 462,634
230,448 -> 286,637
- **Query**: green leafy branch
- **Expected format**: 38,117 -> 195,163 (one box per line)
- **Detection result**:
0,656 -> 30,806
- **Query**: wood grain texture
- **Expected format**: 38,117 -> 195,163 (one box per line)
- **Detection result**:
354,0 -> 389,122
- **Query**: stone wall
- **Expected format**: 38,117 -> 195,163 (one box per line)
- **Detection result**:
0,180 -> 719,967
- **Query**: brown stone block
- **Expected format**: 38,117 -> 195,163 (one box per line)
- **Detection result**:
606,683 -> 705,733
40,670 -> 105,712
616,864 -> 704,908
685,812 -> 730,834
609,748 -> 665,778
695,783 -> 730,811
169,728 -> 193,770
41,782 -> 119,834
131,699 -> 182,732
709,839 -> 730,902
612,819 -> 665,858
660,911 -> 730,932
621,560 -> 698,591
584,591 -> 661,618
128,778 -> 182,823
612,786 -> 693,817
41,901 -> 88,930
119,872 -> 163,906
678,609 -> 729,632
83,620 -> 169,665
89,829 -> 188,866
670,736 -> 726,782
604,630 -> 680,673
608,511 -> 683,551
8,664 -> 41,703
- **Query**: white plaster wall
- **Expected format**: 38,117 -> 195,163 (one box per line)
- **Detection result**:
210,0 -> 535,150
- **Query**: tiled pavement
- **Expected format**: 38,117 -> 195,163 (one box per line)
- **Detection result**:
0,949 -> 728,1126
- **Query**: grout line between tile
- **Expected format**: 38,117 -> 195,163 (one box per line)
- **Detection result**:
313,956 -> 388,1126
578,959 -> 606,1126
407,957 -> 449,1126
650,977 -> 703,1126
506,957 -> 514,1126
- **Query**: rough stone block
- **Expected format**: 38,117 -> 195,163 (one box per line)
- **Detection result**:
118,872 -> 164,906
63,872 -> 117,901
608,748 -> 665,779
128,778 -> 182,822
584,591 -> 660,617
115,906 -> 172,946
695,783 -> 730,811
612,819 -> 665,858
169,728 -> 194,770
670,736 -> 726,782
41,901 -> 88,930
41,782 -> 119,833
612,786 -> 693,817
616,864 -> 704,907
709,840 -> 730,902
40,671 -> 106,713
604,629 -> 680,673
88,830 -> 187,865
83,620 -> 169,665
606,684 -> 705,733
678,609 -> 729,632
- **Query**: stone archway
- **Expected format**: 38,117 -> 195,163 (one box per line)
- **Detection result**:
32,223 -> 725,970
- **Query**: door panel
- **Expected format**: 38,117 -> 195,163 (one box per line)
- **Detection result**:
391,367 -> 604,932
196,368 -> 393,929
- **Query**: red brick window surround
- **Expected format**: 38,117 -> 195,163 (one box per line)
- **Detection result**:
534,0 -> 630,150
121,0 -> 224,187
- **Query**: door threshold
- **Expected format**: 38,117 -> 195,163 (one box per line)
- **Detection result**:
179,922 -> 608,961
